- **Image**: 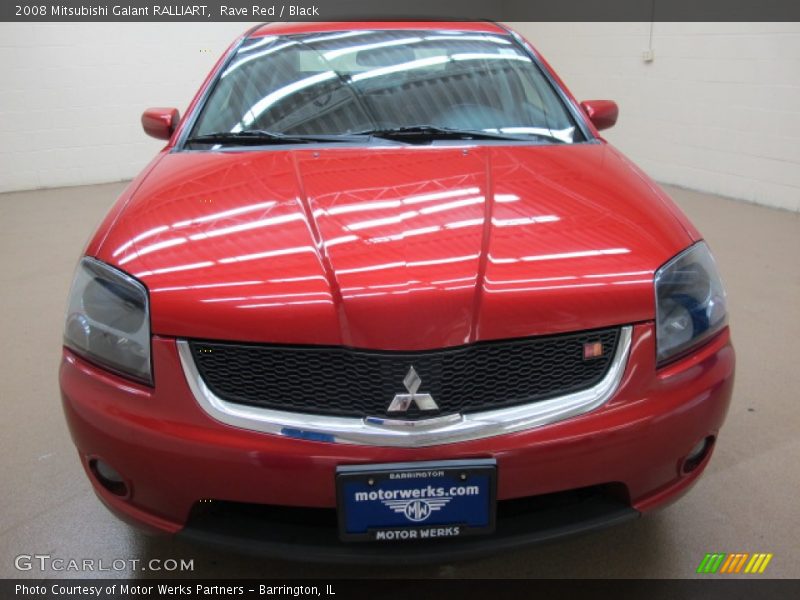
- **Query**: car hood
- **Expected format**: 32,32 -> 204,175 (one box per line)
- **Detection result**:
96,144 -> 693,349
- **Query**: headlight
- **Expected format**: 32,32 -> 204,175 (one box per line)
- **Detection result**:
655,242 -> 727,364
64,257 -> 152,384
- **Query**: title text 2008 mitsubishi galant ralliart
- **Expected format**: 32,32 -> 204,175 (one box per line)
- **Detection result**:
60,21 -> 734,562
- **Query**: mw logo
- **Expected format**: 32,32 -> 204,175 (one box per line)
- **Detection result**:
382,497 -> 452,522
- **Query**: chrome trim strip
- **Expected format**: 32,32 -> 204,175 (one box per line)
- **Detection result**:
177,326 -> 632,447
173,24 -> 261,151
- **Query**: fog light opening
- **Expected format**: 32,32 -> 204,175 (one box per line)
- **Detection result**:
89,458 -> 129,497
683,436 -> 715,474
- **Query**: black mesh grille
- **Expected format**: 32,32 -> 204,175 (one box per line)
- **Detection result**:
189,328 -> 620,419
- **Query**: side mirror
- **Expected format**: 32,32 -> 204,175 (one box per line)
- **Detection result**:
580,100 -> 618,131
141,107 -> 180,140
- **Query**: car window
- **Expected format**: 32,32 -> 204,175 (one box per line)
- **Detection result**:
189,30 -> 583,144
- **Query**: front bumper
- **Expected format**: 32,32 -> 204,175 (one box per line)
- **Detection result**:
60,322 -> 734,560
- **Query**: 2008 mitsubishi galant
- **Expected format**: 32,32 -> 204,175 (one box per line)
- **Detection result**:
60,21 -> 735,561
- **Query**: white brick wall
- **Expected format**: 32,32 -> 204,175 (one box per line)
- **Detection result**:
511,22 -> 800,211
0,22 -> 256,192
1,22 -> 798,211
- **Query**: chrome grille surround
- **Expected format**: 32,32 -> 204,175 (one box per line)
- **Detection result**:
177,326 -> 632,447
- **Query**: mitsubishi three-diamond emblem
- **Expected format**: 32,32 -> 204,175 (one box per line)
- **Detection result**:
387,366 -> 439,413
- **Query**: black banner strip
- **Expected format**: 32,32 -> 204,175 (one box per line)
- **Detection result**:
4,579 -> 800,600
3,0 -> 800,23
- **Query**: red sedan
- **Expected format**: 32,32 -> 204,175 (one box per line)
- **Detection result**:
60,21 -> 734,561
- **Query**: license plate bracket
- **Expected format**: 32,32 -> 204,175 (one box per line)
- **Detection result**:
336,459 -> 497,542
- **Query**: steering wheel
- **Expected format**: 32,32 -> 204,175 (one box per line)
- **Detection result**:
313,91 -> 333,108
430,102 -> 508,130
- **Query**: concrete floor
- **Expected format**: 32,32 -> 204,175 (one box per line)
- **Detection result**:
0,182 -> 798,579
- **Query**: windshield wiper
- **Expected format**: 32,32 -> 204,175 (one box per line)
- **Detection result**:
185,130 -> 368,146
352,125 -> 565,143
186,126 -> 566,147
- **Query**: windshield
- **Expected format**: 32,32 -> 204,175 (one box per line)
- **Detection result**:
188,29 -> 585,145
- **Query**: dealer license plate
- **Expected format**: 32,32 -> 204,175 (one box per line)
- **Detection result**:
336,459 -> 496,542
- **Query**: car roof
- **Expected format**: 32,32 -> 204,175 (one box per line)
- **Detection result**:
249,21 -> 508,38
